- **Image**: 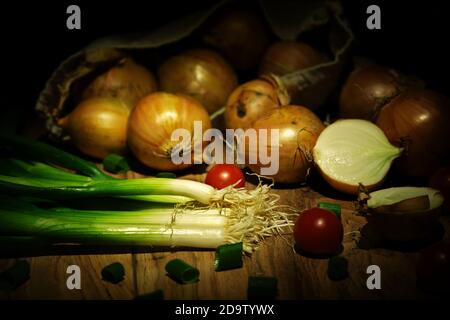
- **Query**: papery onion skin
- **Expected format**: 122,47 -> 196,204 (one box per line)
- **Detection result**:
127,92 -> 212,171
202,9 -> 270,70
259,41 -> 324,78
376,89 -> 450,179
313,119 -> 403,195
158,49 -> 238,114
339,64 -> 404,120
82,58 -> 157,109
58,97 -> 130,159
248,105 -> 324,183
224,77 -> 290,130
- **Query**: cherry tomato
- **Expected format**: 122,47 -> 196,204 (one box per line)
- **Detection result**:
294,208 -> 343,256
205,164 -> 245,189
416,241 -> 450,295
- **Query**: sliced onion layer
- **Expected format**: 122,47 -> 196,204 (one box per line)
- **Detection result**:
313,119 -> 403,194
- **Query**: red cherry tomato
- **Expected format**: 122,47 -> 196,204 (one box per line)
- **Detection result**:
416,242 -> 450,294
294,208 -> 343,256
205,164 -> 245,189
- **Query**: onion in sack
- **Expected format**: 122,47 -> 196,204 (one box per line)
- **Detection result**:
202,9 -> 270,70
158,49 -> 238,114
127,92 -> 211,171
82,58 -> 157,109
224,76 -> 290,130
375,89 -> 450,178
361,187 -> 444,243
248,105 -> 324,184
313,119 -> 403,195
58,97 -> 130,159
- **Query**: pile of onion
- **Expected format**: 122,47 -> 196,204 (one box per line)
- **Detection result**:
339,64 -> 424,120
224,76 -> 290,130
58,97 -> 130,159
375,89 -> 450,179
82,58 -> 157,109
202,9 -> 270,70
247,105 -> 324,184
127,92 -> 211,171
158,49 -> 237,114
313,119 -> 403,195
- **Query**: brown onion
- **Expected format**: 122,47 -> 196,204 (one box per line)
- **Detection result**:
202,9 -> 270,70
224,76 -> 290,130
339,64 -> 423,120
58,97 -> 130,159
248,105 -> 324,183
376,89 -> 450,178
158,49 -> 237,114
429,166 -> 450,211
82,58 -> 157,109
127,92 -> 212,171
259,41 -> 324,77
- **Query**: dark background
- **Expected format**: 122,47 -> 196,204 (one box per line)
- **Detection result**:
1,0 -> 449,112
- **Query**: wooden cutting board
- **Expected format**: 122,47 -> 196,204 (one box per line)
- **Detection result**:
0,169 -> 448,300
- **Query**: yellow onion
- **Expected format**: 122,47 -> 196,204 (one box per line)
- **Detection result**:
82,58 -> 157,109
158,49 -> 237,114
313,119 -> 403,195
248,105 -> 324,183
58,97 -> 130,159
224,76 -> 290,130
127,92 -> 212,171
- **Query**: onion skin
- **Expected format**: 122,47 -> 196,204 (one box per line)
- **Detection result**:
339,64 -> 403,120
376,89 -> 450,178
58,98 -> 130,159
82,58 -> 157,109
202,9 -> 270,70
248,105 -> 324,183
259,41 -> 324,77
158,49 -> 237,114
127,92 -> 212,171
224,77 -> 290,130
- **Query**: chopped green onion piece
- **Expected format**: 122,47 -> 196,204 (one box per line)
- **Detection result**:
0,260 -> 30,291
318,202 -> 341,218
156,172 -> 176,179
247,276 -> 278,300
214,242 -> 243,271
103,154 -> 130,174
101,262 -> 125,284
134,289 -> 164,300
327,256 -> 349,281
165,259 -> 199,284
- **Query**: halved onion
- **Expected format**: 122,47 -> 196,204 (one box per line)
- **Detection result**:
367,187 -> 444,214
313,119 -> 403,194
363,187 -> 444,243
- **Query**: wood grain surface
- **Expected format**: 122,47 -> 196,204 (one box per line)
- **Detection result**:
1,173 -> 449,300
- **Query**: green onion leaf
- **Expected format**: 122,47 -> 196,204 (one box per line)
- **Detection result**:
156,172 -> 176,179
165,259 -> 199,284
134,289 -> 164,300
318,202 -> 341,218
247,276 -> 278,300
101,262 -> 125,284
327,256 -> 349,281
0,260 -> 30,291
103,154 -> 130,174
214,242 -> 243,271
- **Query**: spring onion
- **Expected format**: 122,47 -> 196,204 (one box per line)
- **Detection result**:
247,276 -> 278,300
327,256 -> 349,281
165,259 -> 199,284
134,289 -> 164,300
318,202 -> 342,218
102,154 -> 130,173
214,242 -> 243,271
0,260 -> 30,291
101,262 -> 125,284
